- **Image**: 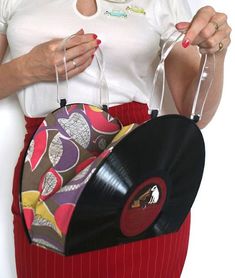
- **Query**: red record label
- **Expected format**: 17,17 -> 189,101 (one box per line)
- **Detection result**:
120,177 -> 167,237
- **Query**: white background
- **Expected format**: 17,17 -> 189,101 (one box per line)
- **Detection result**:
182,1 -> 235,277
0,1 -> 234,277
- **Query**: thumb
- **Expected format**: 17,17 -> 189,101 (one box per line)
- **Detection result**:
175,22 -> 190,33
76,28 -> 85,35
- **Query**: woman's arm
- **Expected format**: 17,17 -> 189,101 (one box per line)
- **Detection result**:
165,6 -> 231,129
0,33 -> 8,62
0,29 -> 100,100
0,33 -> 35,98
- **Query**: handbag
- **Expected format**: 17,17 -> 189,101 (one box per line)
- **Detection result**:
20,30 -> 215,255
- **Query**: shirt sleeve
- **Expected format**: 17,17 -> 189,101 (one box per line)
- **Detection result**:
0,0 -> 18,34
153,0 -> 192,45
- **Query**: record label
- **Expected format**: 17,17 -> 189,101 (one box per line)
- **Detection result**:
120,177 -> 167,237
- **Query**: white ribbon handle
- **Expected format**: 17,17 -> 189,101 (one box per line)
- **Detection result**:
55,34 -> 109,110
190,54 -> 215,121
149,30 -> 216,122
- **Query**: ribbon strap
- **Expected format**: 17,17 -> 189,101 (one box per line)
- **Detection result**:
55,34 -> 109,110
149,30 -> 216,122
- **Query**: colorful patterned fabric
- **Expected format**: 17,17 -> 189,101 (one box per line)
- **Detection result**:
21,103 -> 138,254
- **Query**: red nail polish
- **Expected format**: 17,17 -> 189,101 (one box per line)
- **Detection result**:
96,39 -> 101,45
182,39 -> 190,48
93,34 -> 97,39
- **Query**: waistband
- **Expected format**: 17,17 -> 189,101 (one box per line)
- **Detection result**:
24,102 -> 148,127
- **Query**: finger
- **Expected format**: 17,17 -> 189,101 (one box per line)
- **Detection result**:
65,39 -> 101,60
54,29 -> 85,50
58,48 -> 96,72
198,25 -> 228,49
199,37 -> 231,54
72,48 -> 96,66
193,25 -> 231,50
210,12 -> 228,30
199,13 -> 227,42
197,19 -> 231,51
198,21 -> 225,45
64,56 -> 94,79
65,32 -> 98,49
183,6 -> 216,46
75,29 -> 85,35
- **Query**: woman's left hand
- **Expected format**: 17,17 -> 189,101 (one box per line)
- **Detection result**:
176,6 -> 232,54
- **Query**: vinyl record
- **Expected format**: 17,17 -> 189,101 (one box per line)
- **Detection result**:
65,114 -> 205,255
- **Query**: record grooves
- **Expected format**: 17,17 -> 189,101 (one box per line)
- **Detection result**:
65,115 -> 205,255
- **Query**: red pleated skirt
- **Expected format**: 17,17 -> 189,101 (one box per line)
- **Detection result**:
12,102 -> 190,278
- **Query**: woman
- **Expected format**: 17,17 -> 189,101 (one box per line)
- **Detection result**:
0,0 -> 231,277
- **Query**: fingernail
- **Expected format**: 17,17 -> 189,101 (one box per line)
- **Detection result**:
93,34 -> 97,39
182,39 -> 190,48
96,39 -> 102,45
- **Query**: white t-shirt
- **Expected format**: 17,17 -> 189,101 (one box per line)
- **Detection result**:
0,0 -> 192,117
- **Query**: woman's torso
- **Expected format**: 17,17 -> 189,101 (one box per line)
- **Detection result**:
4,0 -> 191,117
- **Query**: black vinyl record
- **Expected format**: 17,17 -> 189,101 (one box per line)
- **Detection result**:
65,115 -> 205,255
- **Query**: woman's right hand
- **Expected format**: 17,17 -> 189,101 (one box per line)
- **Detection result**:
24,29 -> 101,83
